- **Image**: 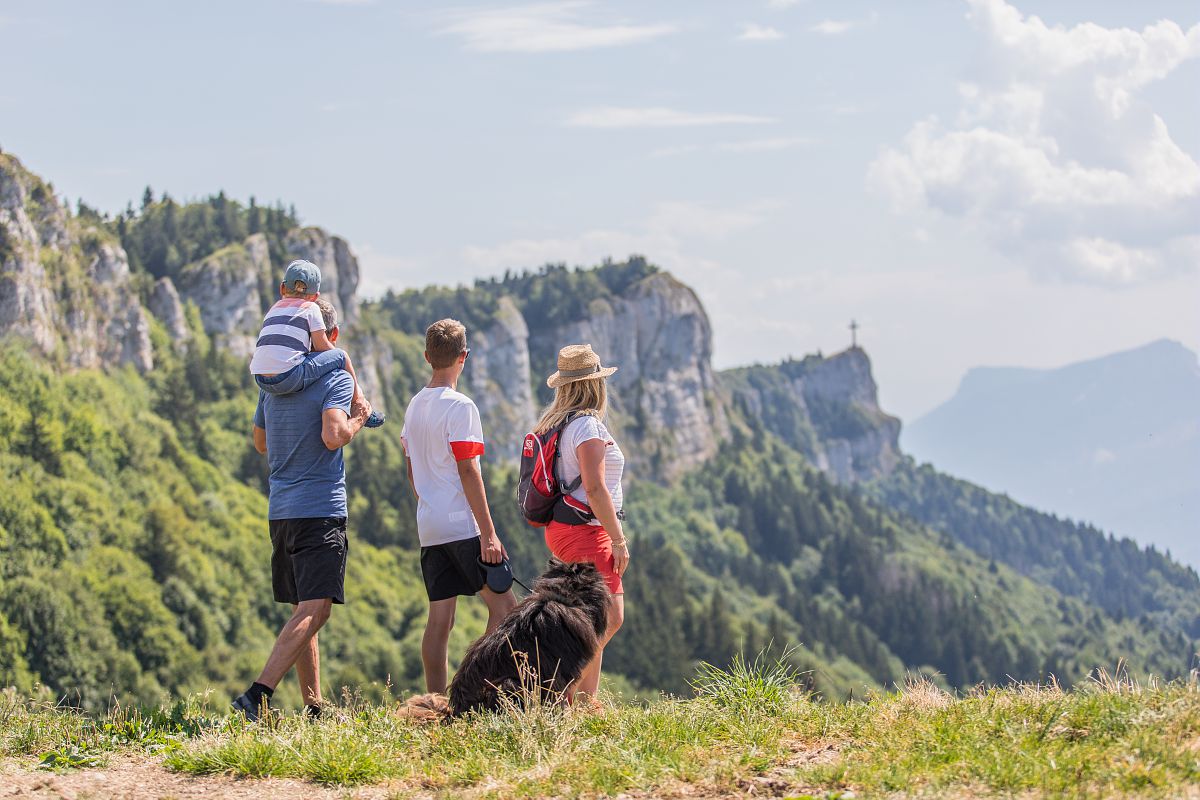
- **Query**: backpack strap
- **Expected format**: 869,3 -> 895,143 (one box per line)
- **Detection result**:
554,412 -> 584,494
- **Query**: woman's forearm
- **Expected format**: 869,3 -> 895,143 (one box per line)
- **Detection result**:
587,487 -> 624,542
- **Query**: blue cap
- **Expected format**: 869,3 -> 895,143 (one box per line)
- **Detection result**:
282,260 -> 321,294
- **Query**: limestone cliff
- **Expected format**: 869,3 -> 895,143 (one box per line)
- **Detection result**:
462,296 -> 534,462
174,233 -> 273,357
285,228 -> 361,323
721,347 -> 901,483
530,272 -> 728,479
0,153 -> 153,372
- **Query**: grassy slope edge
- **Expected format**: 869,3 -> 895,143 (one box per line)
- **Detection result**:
2,661 -> 1198,799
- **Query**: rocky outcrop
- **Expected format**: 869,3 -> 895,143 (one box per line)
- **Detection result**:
530,272 -> 729,480
175,234 -> 272,357
285,228 -> 360,322
0,154 -> 152,372
722,347 -> 901,483
463,296 -> 535,461
148,277 -> 191,344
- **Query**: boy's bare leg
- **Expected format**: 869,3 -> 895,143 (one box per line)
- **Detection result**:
480,587 -> 517,634
422,598 -> 457,693
340,353 -> 367,405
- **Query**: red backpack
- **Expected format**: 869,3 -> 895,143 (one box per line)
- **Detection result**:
517,414 -> 585,526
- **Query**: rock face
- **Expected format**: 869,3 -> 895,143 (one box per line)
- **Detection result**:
529,272 -> 729,480
285,228 -> 360,323
0,153 -> 153,372
175,234 -> 273,357
148,277 -> 191,344
722,347 -> 901,483
462,296 -> 535,461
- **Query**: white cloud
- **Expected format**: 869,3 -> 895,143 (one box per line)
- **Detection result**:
809,19 -> 853,35
809,12 -> 877,36
651,136 -> 814,157
737,23 -> 784,42
869,0 -> 1200,286
460,201 -> 770,274
439,2 -> 677,53
565,106 -> 775,128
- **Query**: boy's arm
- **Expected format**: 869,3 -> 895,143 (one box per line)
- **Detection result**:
456,458 -> 504,564
405,457 -> 418,500
252,391 -> 267,454
310,328 -> 335,352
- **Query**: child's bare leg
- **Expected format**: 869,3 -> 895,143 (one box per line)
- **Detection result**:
340,353 -> 367,404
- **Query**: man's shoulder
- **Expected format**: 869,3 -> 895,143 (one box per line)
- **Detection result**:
440,388 -> 478,410
318,370 -> 354,403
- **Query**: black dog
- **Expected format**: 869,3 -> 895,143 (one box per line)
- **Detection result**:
400,559 -> 610,719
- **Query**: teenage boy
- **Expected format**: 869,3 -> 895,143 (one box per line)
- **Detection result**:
401,318 -> 517,693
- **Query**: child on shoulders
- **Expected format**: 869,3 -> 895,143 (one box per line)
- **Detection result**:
249,259 -> 384,427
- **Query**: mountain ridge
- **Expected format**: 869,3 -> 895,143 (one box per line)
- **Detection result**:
1,150 -> 1197,708
903,337 -> 1200,566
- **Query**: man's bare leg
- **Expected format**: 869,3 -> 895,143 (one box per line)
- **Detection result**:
256,598 -> 333,690
294,626 -> 323,706
422,598 -> 457,693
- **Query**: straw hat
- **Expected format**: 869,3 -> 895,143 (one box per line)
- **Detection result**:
546,344 -> 618,388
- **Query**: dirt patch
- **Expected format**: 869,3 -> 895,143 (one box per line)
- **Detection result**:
0,756 -> 396,800
2,738 -> 843,800
615,738 -> 842,799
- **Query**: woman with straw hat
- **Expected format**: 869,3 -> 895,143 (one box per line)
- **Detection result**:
533,343 -> 629,701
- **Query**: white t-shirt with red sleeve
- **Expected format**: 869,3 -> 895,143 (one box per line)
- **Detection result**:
401,386 -> 487,547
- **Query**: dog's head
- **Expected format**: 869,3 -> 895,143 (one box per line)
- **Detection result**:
534,559 -> 611,636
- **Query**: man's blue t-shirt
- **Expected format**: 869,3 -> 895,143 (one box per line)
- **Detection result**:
253,371 -> 354,520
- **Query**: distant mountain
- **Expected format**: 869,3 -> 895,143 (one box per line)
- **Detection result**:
903,340 -> 1200,566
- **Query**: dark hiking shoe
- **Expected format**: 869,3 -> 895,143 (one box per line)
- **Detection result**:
231,692 -> 269,722
365,410 -> 386,428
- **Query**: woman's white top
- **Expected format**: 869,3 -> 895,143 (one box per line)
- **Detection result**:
557,415 -> 625,526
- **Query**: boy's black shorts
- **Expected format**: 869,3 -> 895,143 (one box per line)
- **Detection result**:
270,517 -> 348,605
421,536 -> 485,601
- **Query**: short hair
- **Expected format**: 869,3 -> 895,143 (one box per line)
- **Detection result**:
426,319 -> 467,369
314,298 -> 338,332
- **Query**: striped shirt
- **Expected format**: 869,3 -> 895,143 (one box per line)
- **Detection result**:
558,415 -> 624,526
248,298 -> 326,376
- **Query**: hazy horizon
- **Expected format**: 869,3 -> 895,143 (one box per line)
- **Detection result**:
2,0 -> 1197,419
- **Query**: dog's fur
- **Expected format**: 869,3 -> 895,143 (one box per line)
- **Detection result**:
399,559 -> 610,720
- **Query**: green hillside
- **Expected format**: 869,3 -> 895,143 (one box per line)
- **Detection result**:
0,181 -> 1196,709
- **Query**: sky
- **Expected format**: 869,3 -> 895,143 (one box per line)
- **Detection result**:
1,0 -> 1197,420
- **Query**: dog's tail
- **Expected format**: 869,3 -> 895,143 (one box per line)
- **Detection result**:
395,692 -> 452,723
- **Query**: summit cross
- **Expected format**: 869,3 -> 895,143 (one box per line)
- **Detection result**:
849,319 -> 859,348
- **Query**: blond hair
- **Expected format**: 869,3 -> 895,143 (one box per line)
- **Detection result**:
533,377 -> 607,435
426,318 -> 467,369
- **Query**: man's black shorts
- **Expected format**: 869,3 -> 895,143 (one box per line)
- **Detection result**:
270,517 -> 348,605
421,536 -> 485,602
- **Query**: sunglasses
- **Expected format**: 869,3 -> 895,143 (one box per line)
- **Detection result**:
463,348 -> 471,360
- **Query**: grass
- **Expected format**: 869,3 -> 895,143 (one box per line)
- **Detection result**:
1,664 -> 1199,798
